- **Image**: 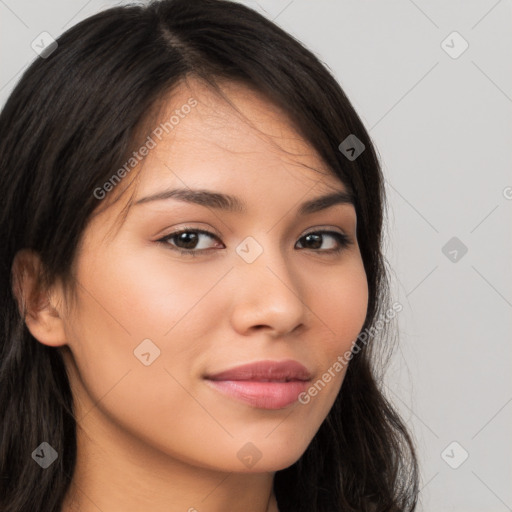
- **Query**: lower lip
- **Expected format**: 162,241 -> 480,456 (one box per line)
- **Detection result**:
205,379 -> 310,409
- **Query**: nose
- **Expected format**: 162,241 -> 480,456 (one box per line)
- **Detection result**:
228,238 -> 308,338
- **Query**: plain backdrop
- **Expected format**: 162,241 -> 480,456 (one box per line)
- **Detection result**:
1,1 -> 511,511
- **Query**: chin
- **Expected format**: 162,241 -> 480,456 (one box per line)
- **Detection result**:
183,441 -> 309,474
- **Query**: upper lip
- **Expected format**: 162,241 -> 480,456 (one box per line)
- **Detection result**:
205,359 -> 312,382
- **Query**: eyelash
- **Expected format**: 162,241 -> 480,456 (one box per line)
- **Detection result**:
156,228 -> 353,258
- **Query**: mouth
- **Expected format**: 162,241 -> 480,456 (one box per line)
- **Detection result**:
204,359 -> 312,410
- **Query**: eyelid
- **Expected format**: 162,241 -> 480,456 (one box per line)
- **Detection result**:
156,224 -> 349,242
301,225 -> 347,236
155,223 -> 221,241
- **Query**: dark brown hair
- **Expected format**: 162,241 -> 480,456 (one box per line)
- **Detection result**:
0,1 -> 419,510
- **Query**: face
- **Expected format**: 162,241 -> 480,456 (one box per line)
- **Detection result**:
58,80 -> 368,473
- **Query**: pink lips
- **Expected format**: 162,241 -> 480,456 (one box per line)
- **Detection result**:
204,360 -> 311,410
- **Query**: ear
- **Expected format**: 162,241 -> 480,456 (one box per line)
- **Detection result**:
11,249 -> 68,347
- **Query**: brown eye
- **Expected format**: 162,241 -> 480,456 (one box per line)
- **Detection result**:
296,231 -> 351,253
157,228 -> 352,257
157,229 -> 222,256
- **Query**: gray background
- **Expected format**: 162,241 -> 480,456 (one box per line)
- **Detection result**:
1,1 -> 511,510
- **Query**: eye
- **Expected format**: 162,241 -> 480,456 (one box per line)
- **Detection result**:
157,228 -> 223,257
295,230 -> 352,254
156,228 -> 353,257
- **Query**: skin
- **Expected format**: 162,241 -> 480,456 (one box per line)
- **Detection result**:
13,79 -> 368,512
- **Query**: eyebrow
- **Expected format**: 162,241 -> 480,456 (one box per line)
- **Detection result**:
134,187 -> 354,215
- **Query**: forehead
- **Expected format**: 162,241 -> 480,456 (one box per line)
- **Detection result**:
134,78 -> 345,195
90,78 -> 352,242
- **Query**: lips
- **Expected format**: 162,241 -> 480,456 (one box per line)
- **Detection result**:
204,360 -> 312,409
205,359 -> 312,382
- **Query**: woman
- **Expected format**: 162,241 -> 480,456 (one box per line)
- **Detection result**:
0,0 -> 419,510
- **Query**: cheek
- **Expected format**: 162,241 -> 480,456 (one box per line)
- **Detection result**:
63,259 -> 225,466
316,258 -> 369,351
280,257 -> 368,421
64,249 -> 225,413
75,246 -> 223,340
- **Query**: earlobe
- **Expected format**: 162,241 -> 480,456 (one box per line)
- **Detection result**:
11,249 -> 68,347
